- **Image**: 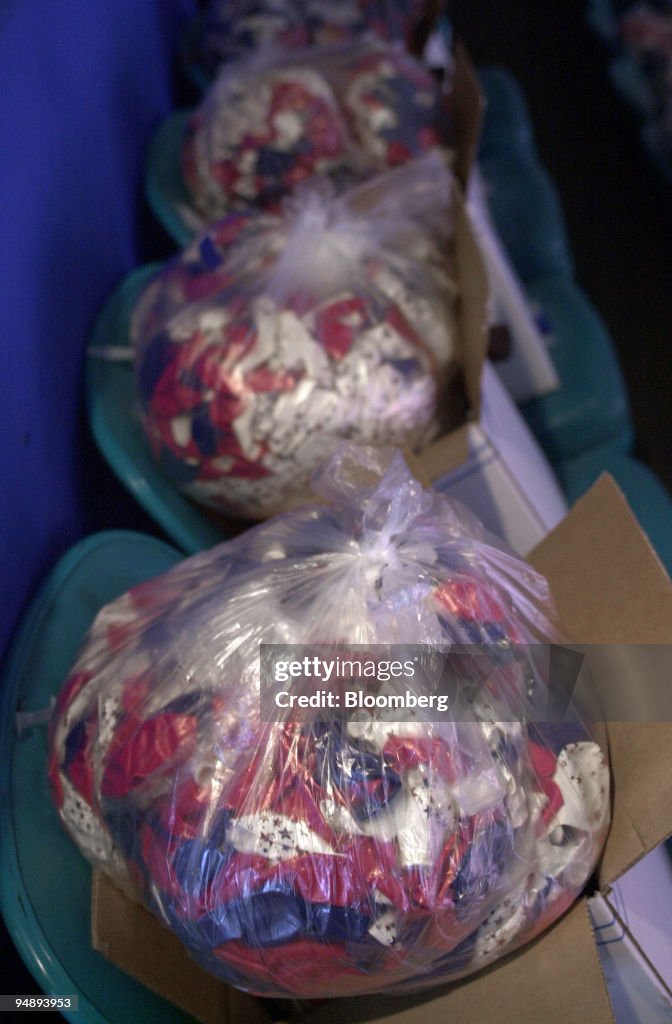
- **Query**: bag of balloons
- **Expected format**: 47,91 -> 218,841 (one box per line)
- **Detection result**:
49,444 -> 610,999
132,154 -> 458,520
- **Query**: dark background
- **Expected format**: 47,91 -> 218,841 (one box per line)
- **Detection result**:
454,0 -> 672,492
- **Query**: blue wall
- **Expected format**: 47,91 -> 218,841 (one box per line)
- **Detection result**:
0,1 -> 196,657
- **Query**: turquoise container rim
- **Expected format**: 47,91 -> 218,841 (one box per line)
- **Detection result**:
0,531 -> 193,1023
85,265 -> 230,554
145,110 -> 202,249
477,67 -> 574,283
520,275 -> 633,461
476,66 -> 536,158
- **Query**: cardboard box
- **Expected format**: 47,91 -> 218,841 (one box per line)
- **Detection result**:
92,474 -> 672,1024
594,838 -> 672,1013
466,167 -> 560,404
589,887 -> 672,1022
422,50 -> 567,552
449,43 -> 485,192
451,34 -> 557,405
428,360 -> 568,553
408,167 -> 567,556
610,843 -> 672,994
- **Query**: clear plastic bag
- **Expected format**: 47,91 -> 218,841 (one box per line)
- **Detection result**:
131,153 -> 458,520
194,0 -> 432,85
49,444 -> 610,1000
182,36 -> 447,220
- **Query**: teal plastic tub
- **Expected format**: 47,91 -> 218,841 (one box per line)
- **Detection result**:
0,532 -> 193,1023
477,67 -> 574,283
86,266 -> 230,554
478,147 -> 574,284
476,67 -> 536,158
145,111 -> 201,249
521,276 -> 633,461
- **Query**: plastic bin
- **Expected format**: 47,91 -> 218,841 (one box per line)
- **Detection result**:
0,532 -> 191,1022
521,276 -> 633,461
87,266 -> 227,554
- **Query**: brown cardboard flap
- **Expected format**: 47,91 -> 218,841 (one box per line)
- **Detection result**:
412,423 -> 470,484
302,902 -> 613,1024
599,723 -> 672,888
451,43 -> 485,189
92,871 -> 270,1024
528,475 -> 672,643
93,870 -> 612,1024
603,892 -> 672,999
528,474 -> 672,888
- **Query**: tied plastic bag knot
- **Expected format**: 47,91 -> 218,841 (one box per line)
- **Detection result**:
270,185 -> 376,302
358,529 -> 403,591
271,151 -> 452,306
